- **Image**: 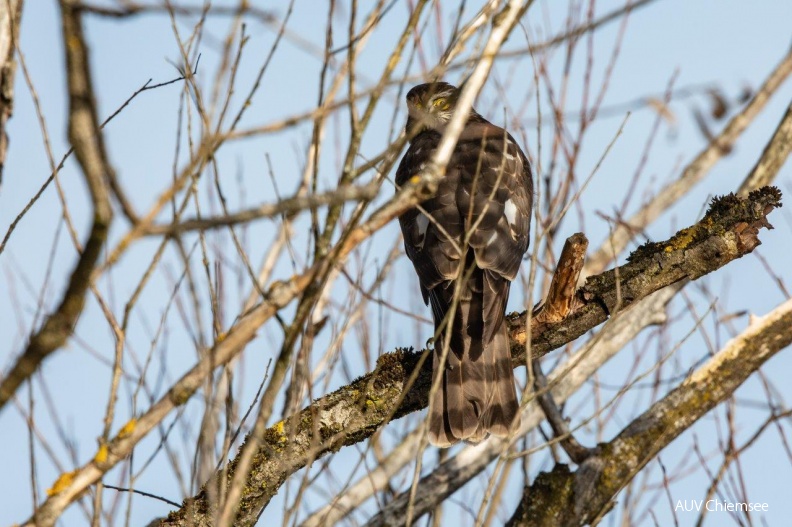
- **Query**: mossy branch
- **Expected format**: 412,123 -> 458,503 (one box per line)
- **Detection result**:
507,296 -> 792,526
159,187 -> 782,527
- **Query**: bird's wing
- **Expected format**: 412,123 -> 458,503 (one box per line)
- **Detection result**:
452,122 -> 534,341
396,132 -> 463,309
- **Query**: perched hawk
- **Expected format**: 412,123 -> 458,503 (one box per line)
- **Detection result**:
395,82 -> 533,447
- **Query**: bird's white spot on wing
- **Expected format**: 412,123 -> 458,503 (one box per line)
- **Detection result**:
504,199 -> 518,226
504,199 -> 521,240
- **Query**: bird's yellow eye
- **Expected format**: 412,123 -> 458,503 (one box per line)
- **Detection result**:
433,97 -> 446,108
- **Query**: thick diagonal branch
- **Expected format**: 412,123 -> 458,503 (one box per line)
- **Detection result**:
159,187 -> 781,527
507,297 -> 792,526
0,0 -> 114,411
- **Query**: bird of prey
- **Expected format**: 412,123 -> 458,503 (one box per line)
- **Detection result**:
395,82 -> 533,447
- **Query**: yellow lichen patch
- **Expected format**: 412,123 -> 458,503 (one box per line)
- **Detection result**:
46,470 -> 77,496
118,418 -> 137,438
665,226 -> 697,252
269,420 -> 288,444
216,331 -> 227,343
94,444 -> 109,464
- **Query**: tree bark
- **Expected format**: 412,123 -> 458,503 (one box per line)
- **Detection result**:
0,0 -> 22,187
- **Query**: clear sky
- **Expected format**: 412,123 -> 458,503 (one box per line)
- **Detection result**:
2,1 -> 792,525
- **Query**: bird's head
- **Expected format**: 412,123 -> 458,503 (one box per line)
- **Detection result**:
405,82 -> 472,137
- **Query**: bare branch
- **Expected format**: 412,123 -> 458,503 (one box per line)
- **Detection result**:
0,0 -> 114,412
143,183 -> 380,236
507,297 -> 792,526
739,101 -> 792,195
0,0 -> 22,185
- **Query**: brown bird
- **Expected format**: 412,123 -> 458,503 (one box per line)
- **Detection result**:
395,82 -> 533,446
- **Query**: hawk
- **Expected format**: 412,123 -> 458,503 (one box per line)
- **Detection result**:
396,82 -> 533,447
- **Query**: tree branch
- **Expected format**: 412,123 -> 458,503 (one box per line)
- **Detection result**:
507,296 -> 792,526
143,183 -> 380,236
0,0 -> 22,186
0,0 -> 114,412
159,187 -> 782,527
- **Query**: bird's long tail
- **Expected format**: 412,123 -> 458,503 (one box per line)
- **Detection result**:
428,270 -> 520,447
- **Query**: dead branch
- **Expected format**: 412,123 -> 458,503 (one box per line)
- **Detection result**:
506,297 -> 792,527
157,187 -> 781,527
532,233 -> 588,323
0,0 -> 114,412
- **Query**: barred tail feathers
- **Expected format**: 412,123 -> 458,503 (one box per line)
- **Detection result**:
427,270 -> 519,446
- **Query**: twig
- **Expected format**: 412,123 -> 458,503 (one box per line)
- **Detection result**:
102,484 -> 181,508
